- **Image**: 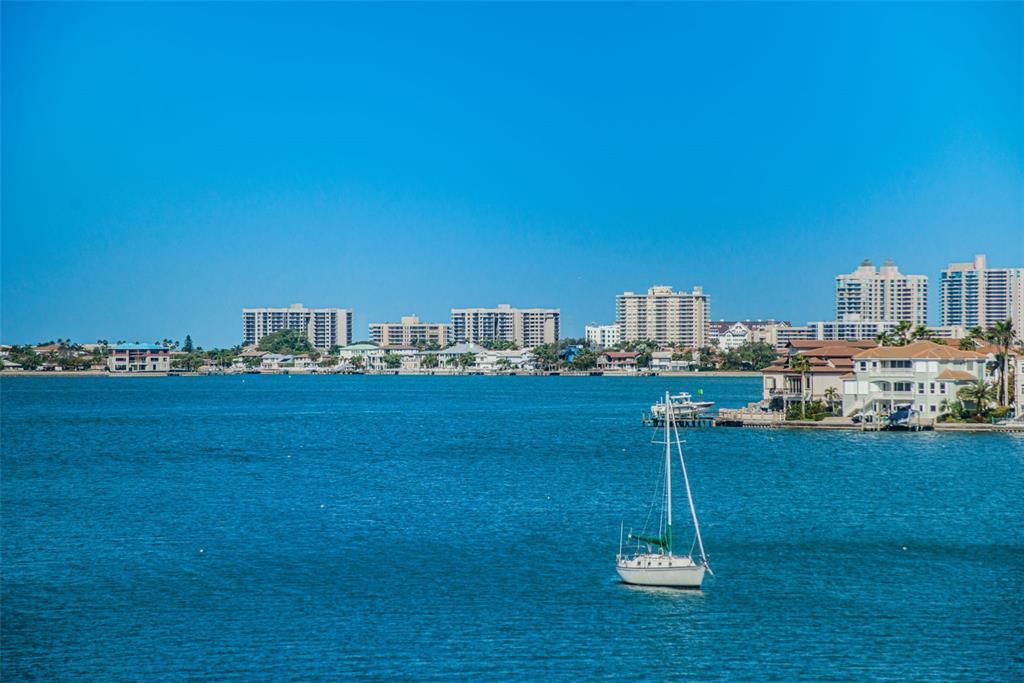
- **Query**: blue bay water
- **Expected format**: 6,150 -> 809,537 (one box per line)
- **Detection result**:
2,376 -> 1022,680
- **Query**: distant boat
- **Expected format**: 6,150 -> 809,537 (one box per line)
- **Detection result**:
650,391 -> 715,420
617,391 -> 712,589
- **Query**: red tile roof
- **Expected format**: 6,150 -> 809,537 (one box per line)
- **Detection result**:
854,340 -> 985,360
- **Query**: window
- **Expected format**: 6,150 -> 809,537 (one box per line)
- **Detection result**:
930,405 -> 937,412
940,383 -> 947,394
918,383 -> 925,394
929,382 -> 935,394
894,382 -> 913,392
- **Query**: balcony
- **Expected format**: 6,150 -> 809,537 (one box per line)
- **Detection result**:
767,388 -> 805,398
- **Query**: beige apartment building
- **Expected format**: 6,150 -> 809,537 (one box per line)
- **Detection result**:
941,254 -> 1024,335
450,304 -> 559,348
369,316 -> 450,348
615,285 -> 709,348
835,259 -> 928,325
242,303 -> 352,350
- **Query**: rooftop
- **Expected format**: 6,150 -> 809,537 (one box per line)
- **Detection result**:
854,340 -> 985,360
936,369 -> 979,381
113,343 -> 168,351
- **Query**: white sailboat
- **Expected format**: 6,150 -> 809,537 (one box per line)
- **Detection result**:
616,390 -> 712,588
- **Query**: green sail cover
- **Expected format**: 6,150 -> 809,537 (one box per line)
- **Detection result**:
630,525 -> 672,553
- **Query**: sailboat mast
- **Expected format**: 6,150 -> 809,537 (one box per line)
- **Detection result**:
673,419 -> 707,566
664,391 -> 673,555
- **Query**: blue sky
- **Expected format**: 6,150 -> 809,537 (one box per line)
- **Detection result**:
3,2 -> 1022,346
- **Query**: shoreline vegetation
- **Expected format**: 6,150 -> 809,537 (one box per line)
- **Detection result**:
0,369 -> 763,378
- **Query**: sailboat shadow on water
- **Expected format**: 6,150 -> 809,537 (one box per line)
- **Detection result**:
616,391 -> 713,590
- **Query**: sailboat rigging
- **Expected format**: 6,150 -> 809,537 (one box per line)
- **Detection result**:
616,391 -> 711,588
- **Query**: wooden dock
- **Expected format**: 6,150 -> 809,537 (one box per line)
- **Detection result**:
642,413 -> 716,428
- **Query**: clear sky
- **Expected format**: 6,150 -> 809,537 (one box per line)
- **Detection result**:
3,2 -> 1022,347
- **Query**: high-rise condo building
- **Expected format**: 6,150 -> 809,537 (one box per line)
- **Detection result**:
584,323 -> 621,349
450,304 -> 560,348
941,254 -> 1024,334
615,285 -> 710,348
242,303 -> 352,350
369,316 -> 450,348
835,259 -> 927,325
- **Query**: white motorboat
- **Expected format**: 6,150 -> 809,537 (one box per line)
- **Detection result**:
650,392 -> 714,420
617,391 -> 712,589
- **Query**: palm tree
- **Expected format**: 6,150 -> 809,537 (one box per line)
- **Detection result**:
958,335 -> 977,351
891,321 -> 912,345
985,319 -> 1015,407
789,354 -> 812,418
875,331 -> 892,346
957,380 -> 996,419
457,352 -> 476,371
938,398 -> 953,420
823,387 -> 839,414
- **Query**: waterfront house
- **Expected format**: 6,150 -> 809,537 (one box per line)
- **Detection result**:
709,322 -> 752,351
108,343 -> 171,373
363,346 -> 418,372
841,340 -> 986,418
598,351 -> 640,371
337,342 -> 380,367
32,343 -> 63,356
474,348 -> 534,372
761,340 -> 876,410
432,342 -> 488,371
651,350 -> 695,372
260,353 -> 293,372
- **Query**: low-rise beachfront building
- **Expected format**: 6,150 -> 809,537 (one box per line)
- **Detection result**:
651,350 -> 696,372
841,341 -> 986,418
599,351 -> 640,371
584,323 -> 620,349
761,340 -> 875,410
369,316 -> 450,348
108,343 -> 171,373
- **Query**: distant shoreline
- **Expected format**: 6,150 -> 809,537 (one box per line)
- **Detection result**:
0,370 -> 762,379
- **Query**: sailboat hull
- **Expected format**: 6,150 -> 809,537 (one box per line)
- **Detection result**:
615,556 -> 706,588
